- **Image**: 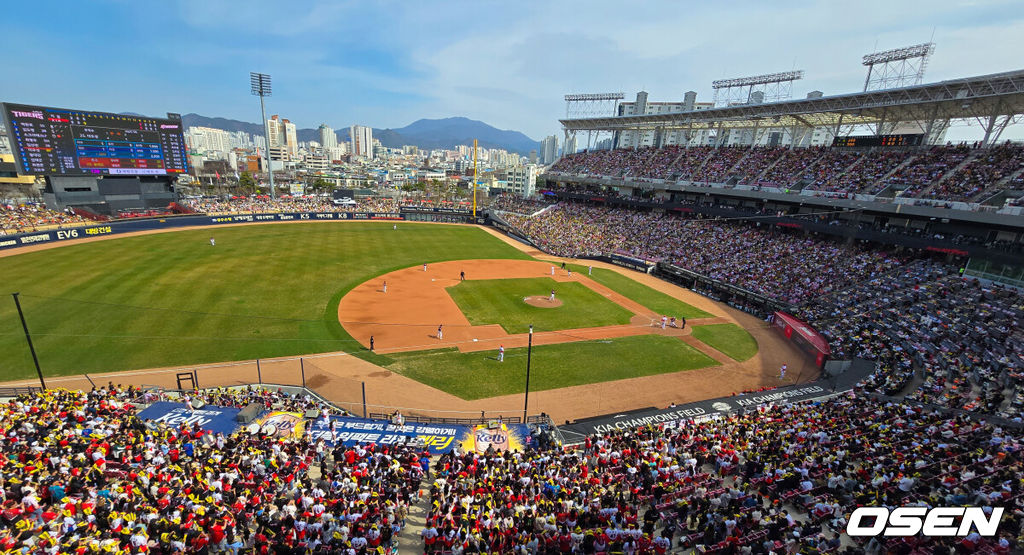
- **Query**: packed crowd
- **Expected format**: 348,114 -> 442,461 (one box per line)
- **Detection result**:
182,196 -> 399,214
754,148 -> 826,188
926,143 -> 1024,202
504,202 -> 905,305
887,146 -> 973,197
799,260 -> 1024,413
546,144 -> 1024,202
425,393 -> 1023,554
0,384 -> 421,554
488,194 -> 552,215
0,204 -> 92,235
551,147 -> 686,180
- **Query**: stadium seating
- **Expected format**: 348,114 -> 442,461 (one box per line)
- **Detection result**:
0,203 -> 93,236
546,143 -> 1024,203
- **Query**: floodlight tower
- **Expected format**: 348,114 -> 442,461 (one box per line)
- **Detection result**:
250,72 -> 274,196
862,43 -> 935,91
711,71 -> 804,107
564,93 -> 625,151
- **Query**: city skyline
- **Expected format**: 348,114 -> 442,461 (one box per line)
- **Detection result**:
0,1 -> 1022,142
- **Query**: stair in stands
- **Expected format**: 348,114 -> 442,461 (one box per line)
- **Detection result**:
971,165 -> 1024,204
746,151 -> 786,185
912,150 -> 980,198
864,154 -> 919,197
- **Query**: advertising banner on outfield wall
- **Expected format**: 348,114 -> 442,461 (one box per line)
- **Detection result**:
137,402 -> 242,435
306,417 -> 534,455
0,212 -> 408,251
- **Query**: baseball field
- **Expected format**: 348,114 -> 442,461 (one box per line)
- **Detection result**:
0,221 -> 801,419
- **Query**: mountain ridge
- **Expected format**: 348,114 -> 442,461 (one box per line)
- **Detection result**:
178,114 -> 538,155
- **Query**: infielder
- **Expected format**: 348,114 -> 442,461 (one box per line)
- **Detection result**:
460,271 -> 465,281
382,280 -> 387,293
423,263 -> 427,272
498,345 -> 504,362
550,266 -> 555,276
437,324 -> 443,340
549,289 -> 556,302
369,336 -> 375,351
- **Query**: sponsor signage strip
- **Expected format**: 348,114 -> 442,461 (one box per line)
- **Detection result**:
0,212 -> 408,251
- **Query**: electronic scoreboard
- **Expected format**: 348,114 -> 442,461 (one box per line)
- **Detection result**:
831,134 -> 924,148
1,102 -> 189,176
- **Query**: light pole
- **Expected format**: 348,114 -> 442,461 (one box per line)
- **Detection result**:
523,324 -> 533,422
250,72 -> 274,197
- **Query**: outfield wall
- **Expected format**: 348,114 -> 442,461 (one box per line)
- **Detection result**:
0,211 -> 488,252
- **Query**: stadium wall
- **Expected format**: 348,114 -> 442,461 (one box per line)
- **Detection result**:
0,210 -> 485,252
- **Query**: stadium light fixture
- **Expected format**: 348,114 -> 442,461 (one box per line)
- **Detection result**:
862,43 -> 935,65
712,71 -> 804,89
250,72 -> 275,197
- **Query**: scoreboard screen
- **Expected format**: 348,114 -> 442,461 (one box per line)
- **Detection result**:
1,102 -> 189,176
832,134 -> 924,148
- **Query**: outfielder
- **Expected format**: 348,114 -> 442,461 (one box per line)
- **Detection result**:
498,345 -> 504,362
209,237 -> 215,246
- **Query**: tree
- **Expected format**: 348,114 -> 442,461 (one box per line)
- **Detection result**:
238,172 -> 256,195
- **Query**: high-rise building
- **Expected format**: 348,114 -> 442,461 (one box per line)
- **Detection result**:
267,115 -> 284,149
284,120 -> 297,157
563,135 -> 577,156
185,126 -> 232,154
540,135 -> 559,165
319,124 -> 338,149
350,125 -> 373,159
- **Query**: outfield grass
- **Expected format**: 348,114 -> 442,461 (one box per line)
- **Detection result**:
0,223 -> 530,379
385,334 -> 720,400
445,277 -> 633,333
569,265 -> 712,318
690,323 -> 759,361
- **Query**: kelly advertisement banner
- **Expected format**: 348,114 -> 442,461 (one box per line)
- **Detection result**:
307,417 -> 533,455
137,402 -> 242,435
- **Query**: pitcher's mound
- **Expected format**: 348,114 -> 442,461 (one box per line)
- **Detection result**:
524,295 -> 563,308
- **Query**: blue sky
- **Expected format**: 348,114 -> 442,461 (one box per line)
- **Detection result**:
2,0 -> 1022,141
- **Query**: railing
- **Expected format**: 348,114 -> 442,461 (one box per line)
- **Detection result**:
0,386 -> 42,397
369,412 -> 552,426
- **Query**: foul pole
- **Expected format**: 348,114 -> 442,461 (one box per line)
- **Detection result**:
472,139 -> 478,218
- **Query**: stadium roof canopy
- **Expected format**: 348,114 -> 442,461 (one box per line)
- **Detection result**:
559,69 -> 1024,135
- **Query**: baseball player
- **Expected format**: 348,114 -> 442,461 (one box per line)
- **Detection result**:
780,364 -> 787,379
369,336 -> 375,351
393,224 -> 397,230
498,345 -> 504,362
549,289 -> 555,302
588,265 -> 593,275
550,266 -> 555,276
460,271 -> 465,281
661,316 -> 667,329
382,280 -> 387,293
423,263 -> 427,272
209,237 -> 215,247
567,269 -> 572,277
670,317 -> 676,328
437,324 -> 443,340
